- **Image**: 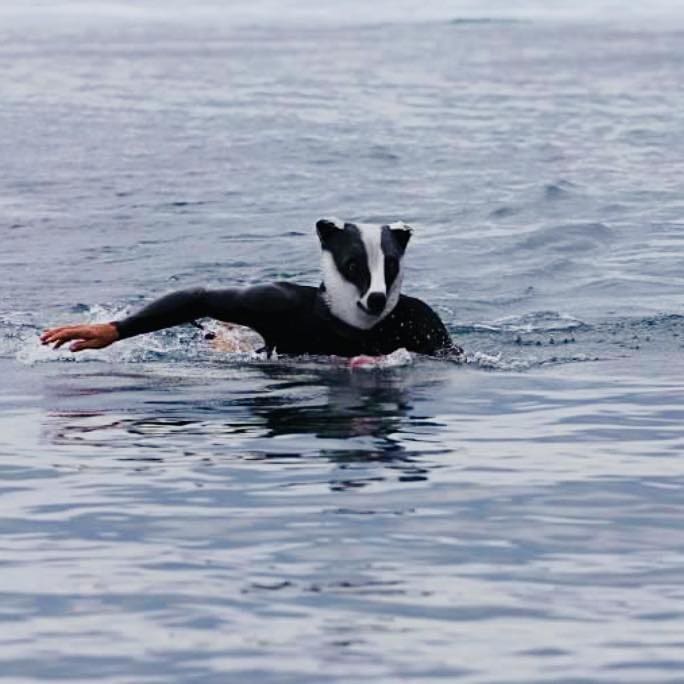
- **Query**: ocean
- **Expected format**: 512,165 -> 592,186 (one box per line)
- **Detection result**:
2,3 -> 684,682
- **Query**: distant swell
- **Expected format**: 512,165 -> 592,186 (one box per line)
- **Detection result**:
518,222 -> 614,253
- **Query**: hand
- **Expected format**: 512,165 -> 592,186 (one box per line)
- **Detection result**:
40,323 -> 119,352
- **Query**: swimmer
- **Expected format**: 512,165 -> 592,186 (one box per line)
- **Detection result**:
41,219 -> 460,358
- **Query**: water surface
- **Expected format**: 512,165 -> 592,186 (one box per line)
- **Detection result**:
2,5 -> 684,682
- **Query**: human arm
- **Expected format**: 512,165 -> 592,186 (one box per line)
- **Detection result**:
41,284 -> 296,352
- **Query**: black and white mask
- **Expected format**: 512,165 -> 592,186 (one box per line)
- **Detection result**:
316,218 -> 412,330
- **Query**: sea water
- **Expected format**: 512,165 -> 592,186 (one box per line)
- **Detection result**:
2,3 -> 684,682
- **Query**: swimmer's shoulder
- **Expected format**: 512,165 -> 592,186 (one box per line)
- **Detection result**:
394,293 -> 442,321
387,294 -> 452,352
238,282 -> 317,314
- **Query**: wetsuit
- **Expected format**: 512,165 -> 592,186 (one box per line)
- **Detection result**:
113,283 -> 455,357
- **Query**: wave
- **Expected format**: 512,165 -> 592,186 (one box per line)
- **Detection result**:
5,305 -> 684,374
454,311 -> 587,335
543,179 -> 579,200
464,349 -> 598,371
517,222 -> 614,253
452,311 -> 684,369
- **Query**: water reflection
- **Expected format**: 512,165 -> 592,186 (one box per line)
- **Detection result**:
44,362 -> 448,489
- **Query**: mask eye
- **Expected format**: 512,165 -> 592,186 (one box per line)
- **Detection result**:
385,256 -> 399,281
345,259 -> 359,278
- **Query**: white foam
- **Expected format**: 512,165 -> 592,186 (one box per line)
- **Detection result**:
348,347 -> 414,370
488,311 -> 585,334
12,303 -> 204,366
465,351 -> 532,371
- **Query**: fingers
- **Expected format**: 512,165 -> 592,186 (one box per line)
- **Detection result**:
41,328 -> 78,346
41,327 -> 75,343
40,323 -> 117,354
40,326 -> 69,344
69,338 -> 103,352
40,325 -> 90,350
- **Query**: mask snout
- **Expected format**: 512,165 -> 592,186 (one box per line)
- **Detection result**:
365,291 -> 387,315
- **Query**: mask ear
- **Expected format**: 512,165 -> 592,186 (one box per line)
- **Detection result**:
316,218 -> 344,246
388,222 -> 412,253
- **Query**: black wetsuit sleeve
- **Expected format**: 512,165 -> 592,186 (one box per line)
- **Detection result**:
112,285 -> 296,340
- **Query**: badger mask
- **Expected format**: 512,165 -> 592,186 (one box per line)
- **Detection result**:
316,218 -> 412,330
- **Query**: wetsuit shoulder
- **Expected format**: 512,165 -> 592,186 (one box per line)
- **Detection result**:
381,294 -> 452,354
236,281 -> 311,313
267,282 -> 318,305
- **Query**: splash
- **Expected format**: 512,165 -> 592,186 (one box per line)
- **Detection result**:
6,303 -> 679,374
207,322 -> 265,355
484,311 -> 586,334
464,350 -> 598,371
346,348 -> 414,370
8,304 -> 209,367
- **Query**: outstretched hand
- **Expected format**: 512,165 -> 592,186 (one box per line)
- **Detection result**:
40,323 -> 119,352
